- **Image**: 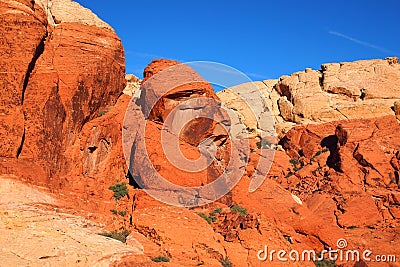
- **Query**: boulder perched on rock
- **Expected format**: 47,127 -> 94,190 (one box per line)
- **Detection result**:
139,59 -> 227,146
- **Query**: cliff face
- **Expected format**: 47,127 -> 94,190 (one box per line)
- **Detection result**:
218,57 -> 400,135
0,0 -> 48,158
0,0 -> 125,185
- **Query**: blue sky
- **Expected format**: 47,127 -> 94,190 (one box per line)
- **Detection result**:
75,0 -> 399,81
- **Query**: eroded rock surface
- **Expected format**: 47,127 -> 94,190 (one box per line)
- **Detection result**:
127,59 -> 233,206
0,0 -> 125,186
0,177 -> 143,266
218,57 -> 400,135
272,116 -> 400,264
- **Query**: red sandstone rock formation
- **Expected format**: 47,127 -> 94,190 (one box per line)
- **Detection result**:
128,59 -> 233,207
272,116 -> 400,263
0,0 -> 125,186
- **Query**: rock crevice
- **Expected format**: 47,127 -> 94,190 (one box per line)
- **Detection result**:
22,32 -> 48,104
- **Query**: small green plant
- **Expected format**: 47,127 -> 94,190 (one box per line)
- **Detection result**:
151,256 -> 170,263
98,229 -> 130,243
289,158 -> 300,166
314,151 -> 322,158
198,212 -> 213,224
118,211 -> 127,217
220,256 -> 232,267
230,204 -> 247,216
212,208 -> 223,214
97,108 -> 110,117
198,208 -> 223,224
289,158 -> 303,172
312,148 -> 329,160
285,171 -> 295,178
110,209 -> 127,216
109,182 -> 128,200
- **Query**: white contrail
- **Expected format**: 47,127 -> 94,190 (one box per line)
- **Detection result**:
329,30 -> 397,55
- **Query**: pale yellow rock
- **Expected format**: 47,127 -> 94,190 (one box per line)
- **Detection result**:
334,99 -> 396,120
0,176 -> 143,266
123,74 -> 141,97
218,82 -> 272,136
36,0 -> 113,30
219,57 -> 400,136
276,69 -> 322,101
277,96 -> 293,121
293,93 -> 331,122
322,58 -> 400,99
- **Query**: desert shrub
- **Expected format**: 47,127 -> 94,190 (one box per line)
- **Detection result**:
97,108 -> 110,117
151,256 -> 170,262
98,229 -> 130,243
198,208 -> 223,224
230,204 -> 247,216
211,208 -> 223,215
285,172 -> 295,178
314,151 -> 322,157
109,182 -> 128,200
312,148 -> 330,160
110,209 -> 127,216
289,158 -> 303,172
118,211 -> 127,217
198,212 -> 212,224
289,158 -> 300,166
